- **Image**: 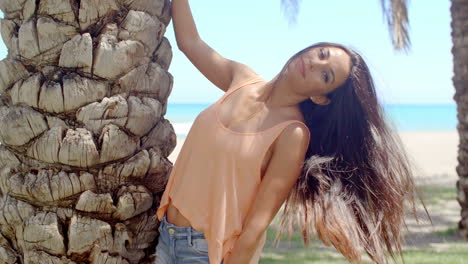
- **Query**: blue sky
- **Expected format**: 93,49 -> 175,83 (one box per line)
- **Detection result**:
0,0 -> 454,104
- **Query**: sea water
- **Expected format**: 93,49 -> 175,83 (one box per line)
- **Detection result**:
166,103 -> 457,138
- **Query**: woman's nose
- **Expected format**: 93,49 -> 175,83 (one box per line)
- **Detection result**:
313,57 -> 328,65
307,58 -> 327,69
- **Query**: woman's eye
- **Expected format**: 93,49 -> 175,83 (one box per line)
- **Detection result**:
323,71 -> 329,83
319,49 -> 325,59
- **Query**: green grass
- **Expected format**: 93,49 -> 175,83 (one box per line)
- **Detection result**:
416,185 -> 457,205
259,245 -> 468,264
265,226 -> 309,245
260,247 -> 359,264
433,227 -> 459,237
400,246 -> 468,264
259,184 -> 466,264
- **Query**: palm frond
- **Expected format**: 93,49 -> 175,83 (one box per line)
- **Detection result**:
281,0 -> 302,25
380,0 -> 411,52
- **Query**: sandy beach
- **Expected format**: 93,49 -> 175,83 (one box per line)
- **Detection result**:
169,131 -> 459,185
399,131 -> 458,185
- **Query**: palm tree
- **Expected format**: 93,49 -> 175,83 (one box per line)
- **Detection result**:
451,0 -> 468,240
281,0 -> 468,239
0,0 -> 175,263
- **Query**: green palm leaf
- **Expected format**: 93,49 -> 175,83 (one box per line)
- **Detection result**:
380,0 -> 411,52
280,0 -> 411,52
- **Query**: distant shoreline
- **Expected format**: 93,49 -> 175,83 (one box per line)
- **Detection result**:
169,131 -> 459,186
166,104 -> 458,134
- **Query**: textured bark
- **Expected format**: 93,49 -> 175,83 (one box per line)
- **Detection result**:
0,0 -> 174,262
93,23 -> 148,80
452,0 -> 468,240
59,33 -> 93,73
38,0 -> 79,27
18,17 -> 78,66
0,59 -> 29,92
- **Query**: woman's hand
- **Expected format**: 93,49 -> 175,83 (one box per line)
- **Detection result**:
222,247 -> 257,264
222,251 -> 232,264
222,251 -> 253,264
221,234 -> 259,264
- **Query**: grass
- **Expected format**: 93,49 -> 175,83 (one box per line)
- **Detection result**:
400,246 -> 468,264
260,248 -> 358,264
433,227 -> 459,237
259,184 -> 467,264
416,185 -> 457,205
265,225 -> 312,245
259,245 -> 468,264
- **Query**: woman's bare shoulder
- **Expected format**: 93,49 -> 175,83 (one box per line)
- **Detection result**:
225,65 -> 263,92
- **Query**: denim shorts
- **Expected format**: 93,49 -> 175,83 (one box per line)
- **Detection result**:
155,214 -> 224,264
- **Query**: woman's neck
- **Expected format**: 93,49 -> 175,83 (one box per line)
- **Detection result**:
260,75 -> 305,111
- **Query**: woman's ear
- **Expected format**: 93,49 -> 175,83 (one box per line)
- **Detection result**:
310,96 -> 331,105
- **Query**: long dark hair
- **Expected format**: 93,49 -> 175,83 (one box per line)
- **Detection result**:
273,42 -> 422,263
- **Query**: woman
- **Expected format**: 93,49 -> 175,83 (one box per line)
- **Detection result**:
154,0 -> 419,264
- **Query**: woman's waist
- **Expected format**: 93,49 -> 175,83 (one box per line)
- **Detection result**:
166,201 -> 194,228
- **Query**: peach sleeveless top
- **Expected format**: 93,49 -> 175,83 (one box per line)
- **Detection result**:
156,75 -> 310,264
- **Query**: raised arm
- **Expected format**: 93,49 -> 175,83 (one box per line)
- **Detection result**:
172,0 -> 257,92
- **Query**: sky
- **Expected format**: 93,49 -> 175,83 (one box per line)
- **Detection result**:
0,0 -> 454,105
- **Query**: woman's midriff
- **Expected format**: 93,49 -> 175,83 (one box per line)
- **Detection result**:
166,201 -> 193,227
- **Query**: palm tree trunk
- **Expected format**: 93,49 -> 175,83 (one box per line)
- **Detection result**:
452,0 -> 468,240
0,0 -> 175,263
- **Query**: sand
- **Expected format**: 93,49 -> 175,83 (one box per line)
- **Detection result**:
399,131 -> 458,185
169,131 -> 459,185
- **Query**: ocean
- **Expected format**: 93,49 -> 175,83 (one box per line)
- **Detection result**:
166,103 -> 457,138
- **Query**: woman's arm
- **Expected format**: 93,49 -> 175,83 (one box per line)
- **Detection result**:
172,0 -> 256,92
223,124 -> 310,264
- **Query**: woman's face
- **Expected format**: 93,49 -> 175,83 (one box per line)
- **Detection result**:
283,46 -> 352,103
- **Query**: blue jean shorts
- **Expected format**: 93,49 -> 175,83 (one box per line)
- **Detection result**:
155,214 -> 224,264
